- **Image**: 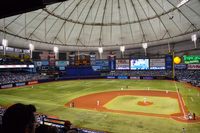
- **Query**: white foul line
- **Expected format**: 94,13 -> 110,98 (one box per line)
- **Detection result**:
182,97 -> 186,106
174,81 -> 186,117
190,97 -> 194,102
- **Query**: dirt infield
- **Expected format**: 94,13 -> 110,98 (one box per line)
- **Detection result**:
137,101 -> 153,106
65,90 -> 200,123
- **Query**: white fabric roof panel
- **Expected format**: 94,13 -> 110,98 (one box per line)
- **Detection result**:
0,0 -> 199,51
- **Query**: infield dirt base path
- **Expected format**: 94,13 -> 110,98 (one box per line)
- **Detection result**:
65,90 -> 200,123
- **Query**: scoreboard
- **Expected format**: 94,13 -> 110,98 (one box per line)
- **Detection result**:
92,60 -> 109,71
116,59 -> 129,70
69,54 -> 90,66
150,59 -> 165,70
130,59 -> 149,70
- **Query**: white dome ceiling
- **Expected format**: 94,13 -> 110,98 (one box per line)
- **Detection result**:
0,0 -> 200,51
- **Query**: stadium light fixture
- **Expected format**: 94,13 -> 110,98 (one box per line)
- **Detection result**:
120,46 -> 125,53
2,38 -> 8,55
98,47 -> 103,54
2,18 -> 8,55
142,43 -> 148,49
168,41 -> 171,53
2,39 -> 8,47
177,0 -> 190,8
53,46 -> 59,53
29,43 -> 34,59
191,34 -> 197,48
191,34 -> 197,42
120,46 -> 125,58
98,47 -> 103,59
29,43 -> 34,51
53,46 -> 59,59
142,43 -> 148,56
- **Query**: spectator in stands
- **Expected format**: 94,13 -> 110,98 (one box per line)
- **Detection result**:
35,124 -> 58,133
0,71 -> 49,85
63,120 -> 72,131
193,112 -> 196,120
66,128 -> 78,133
2,103 -> 37,133
61,120 -> 78,133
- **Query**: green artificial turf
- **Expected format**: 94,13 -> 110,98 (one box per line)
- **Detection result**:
104,95 -> 180,114
0,79 -> 200,133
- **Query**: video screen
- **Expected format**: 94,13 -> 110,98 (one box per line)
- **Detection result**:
130,59 -> 149,70
95,60 -> 109,66
92,60 -> 109,71
59,66 -> 65,71
41,61 -> 49,66
116,59 -> 129,70
92,66 -> 101,71
56,61 -> 68,66
150,59 -> 165,70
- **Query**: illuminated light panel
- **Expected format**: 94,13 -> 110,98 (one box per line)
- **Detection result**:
177,0 -> 190,8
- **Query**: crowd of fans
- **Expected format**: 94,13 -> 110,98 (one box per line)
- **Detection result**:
175,70 -> 200,87
107,70 -> 200,87
0,57 -> 32,65
1,69 -> 199,87
0,104 -> 102,133
0,72 -> 49,85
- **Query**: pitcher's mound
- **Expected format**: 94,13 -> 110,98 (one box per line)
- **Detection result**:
137,101 -> 153,106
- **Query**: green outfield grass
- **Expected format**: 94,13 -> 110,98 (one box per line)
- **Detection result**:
104,96 -> 180,114
0,79 -> 200,133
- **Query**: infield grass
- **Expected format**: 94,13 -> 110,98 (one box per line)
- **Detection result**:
0,79 -> 200,133
104,96 -> 180,114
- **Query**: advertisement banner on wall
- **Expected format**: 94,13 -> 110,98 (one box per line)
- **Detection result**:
188,64 -> 200,70
28,81 -> 38,85
108,54 -> 116,71
56,61 -> 68,66
0,65 -> 27,68
28,65 -> 34,68
1,84 -> 13,89
36,61 -> 42,67
165,55 -> 172,70
183,55 -> 200,64
15,82 -> 26,87
90,54 -> 96,66
142,76 -> 154,80
6,47 -> 14,52
117,76 -> 128,79
107,76 -> 115,79
175,64 -> 187,70
15,48 -> 22,53
130,77 -> 140,80
109,59 -> 115,71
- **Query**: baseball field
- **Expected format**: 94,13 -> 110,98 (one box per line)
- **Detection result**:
0,79 -> 200,133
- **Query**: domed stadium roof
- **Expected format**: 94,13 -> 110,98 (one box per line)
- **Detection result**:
0,0 -> 200,51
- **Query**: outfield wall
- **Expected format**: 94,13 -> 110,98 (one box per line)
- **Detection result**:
107,76 -> 170,80
0,80 -> 39,89
0,75 -> 105,89
0,75 -> 171,89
